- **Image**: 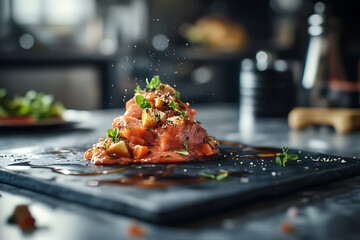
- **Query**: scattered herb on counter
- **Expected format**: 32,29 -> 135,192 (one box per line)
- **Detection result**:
276,147 -> 298,167
107,127 -> 121,143
135,95 -> 152,110
146,75 -> 161,91
169,100 -> 186,117
200,171 -> 229,181
176,150 -> 189,155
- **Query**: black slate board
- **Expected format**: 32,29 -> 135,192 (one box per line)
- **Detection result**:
0,144 -> 359,224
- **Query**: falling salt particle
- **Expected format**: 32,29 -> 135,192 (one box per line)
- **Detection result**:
184,169 -> 188,172
222,219 -> 235,229
111,84 -> 114,87
240,177 -> 249,183
286,206 -> 299,218
262,168 -> 266,171
218,164 -> 221,166
271,172 -> 276,176
341,160 -> 347,163
185,43 -> 189,46
304,166 -> 309,170
250,162 -> 254,165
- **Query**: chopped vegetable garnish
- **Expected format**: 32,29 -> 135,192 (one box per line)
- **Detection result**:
176,151 -> 189,155
276,147 -> 298,167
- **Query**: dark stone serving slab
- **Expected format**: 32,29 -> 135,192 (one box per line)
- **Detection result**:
0,144 -> 359,224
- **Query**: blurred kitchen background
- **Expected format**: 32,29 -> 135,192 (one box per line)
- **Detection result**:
0,0 -> 359,114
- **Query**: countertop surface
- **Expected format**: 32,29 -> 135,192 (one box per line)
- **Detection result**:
1,103 -> 360,240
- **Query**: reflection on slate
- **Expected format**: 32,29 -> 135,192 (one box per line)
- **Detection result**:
0,143 -> 359,224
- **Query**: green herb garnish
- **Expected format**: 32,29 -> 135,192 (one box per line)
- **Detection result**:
176,91 -> 180,99
166,155 -> 170,158
108,153 -> 116,157
276,147 -> 298,167
146,75 -> 161,91
134,85 -> 142,93
200,171 -> 229,181
176,150 -> 189,155
107,127 -> 121,143
183,139 -> 188,150
135,95 -> 152,110
169,100 -> 186,117
103,140 -> 107,148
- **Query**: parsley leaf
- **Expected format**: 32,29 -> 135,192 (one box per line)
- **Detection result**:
276,147 -> 298,167
183,140 -> 188,150
176,151 -> 189,155
169,100 -> 186,117
146,75 -> 161,91
135,95 -> 152,110
134,85 -> 142,93
107,127 -> 121,143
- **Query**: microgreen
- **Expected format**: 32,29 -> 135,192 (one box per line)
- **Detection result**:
276,147 -> 298,167
200,171 -> 229,181
107,127 -> 121,143
169,100 -> 186,117
135,95 -> 152,110
176,151 -> 189,155
146,75 -> 161,91
183,139 -> 188,150
134,85 -> 142,93
176,91 -> 180,99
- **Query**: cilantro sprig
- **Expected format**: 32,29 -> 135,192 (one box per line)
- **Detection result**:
107,127 -> 121,143
200,171 -> 229,181
135,95 -> 152,110
146,75 -> 161,91
169,100 -> 185,117
276,147 -> 298,167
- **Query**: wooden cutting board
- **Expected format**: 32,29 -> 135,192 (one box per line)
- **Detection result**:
0,144 -> 359,224
289,107 -> 360,133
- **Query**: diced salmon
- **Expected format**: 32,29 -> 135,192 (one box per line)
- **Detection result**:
84,81 -> 219,164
